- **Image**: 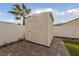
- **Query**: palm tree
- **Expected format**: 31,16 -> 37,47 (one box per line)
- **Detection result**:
9,3 -> 31,25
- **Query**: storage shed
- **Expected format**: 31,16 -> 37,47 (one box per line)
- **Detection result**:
25,11 -> 54,47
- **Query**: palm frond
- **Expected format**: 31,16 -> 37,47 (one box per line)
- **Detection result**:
15,16 -> 21,20
12,7 -> 17,11
20,13 -> 24,16
14,4 -> 22,11
9,3 -> 32,25
25,8 -> 31,14
22,3 -> 26,10
8,11 -> 20,16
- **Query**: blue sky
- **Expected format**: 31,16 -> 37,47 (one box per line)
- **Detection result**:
0,3 -> 79,23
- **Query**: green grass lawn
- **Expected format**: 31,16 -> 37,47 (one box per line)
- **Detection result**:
63,40 -> 79,56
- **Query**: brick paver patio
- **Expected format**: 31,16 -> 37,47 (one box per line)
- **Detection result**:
0,37 -> 70,56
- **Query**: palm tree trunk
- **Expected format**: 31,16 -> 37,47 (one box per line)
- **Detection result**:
23,16 -> 25,25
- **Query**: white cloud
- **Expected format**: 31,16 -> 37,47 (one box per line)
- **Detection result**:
52,9 -> 65,16
67,10 -> 72,13
31,8 -> 53,15
54,8 -> 79,16
0,12 -> 2,15
0,19 -> 16,23
55,11 -> 65,16
31,8 -> 65,16
5,19 -> 15,23
0,19 -> 23,24
54,18 -> 74,24
66,8 -> 79,15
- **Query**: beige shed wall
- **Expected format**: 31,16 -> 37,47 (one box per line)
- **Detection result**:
48,12 -> 54,46
25,12 -> 54,47
0,22 -> 25,46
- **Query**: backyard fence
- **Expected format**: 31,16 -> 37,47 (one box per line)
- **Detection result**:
0,22 -> 25,46
54,19 -> 79,39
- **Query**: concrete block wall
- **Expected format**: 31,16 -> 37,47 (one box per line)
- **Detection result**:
54,19 -> 79,38
0,22 -> 25,46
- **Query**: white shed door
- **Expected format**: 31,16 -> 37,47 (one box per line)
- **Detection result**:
28,17 -> 43,44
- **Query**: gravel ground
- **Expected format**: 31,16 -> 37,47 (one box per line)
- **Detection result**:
0,37 -> 70,56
